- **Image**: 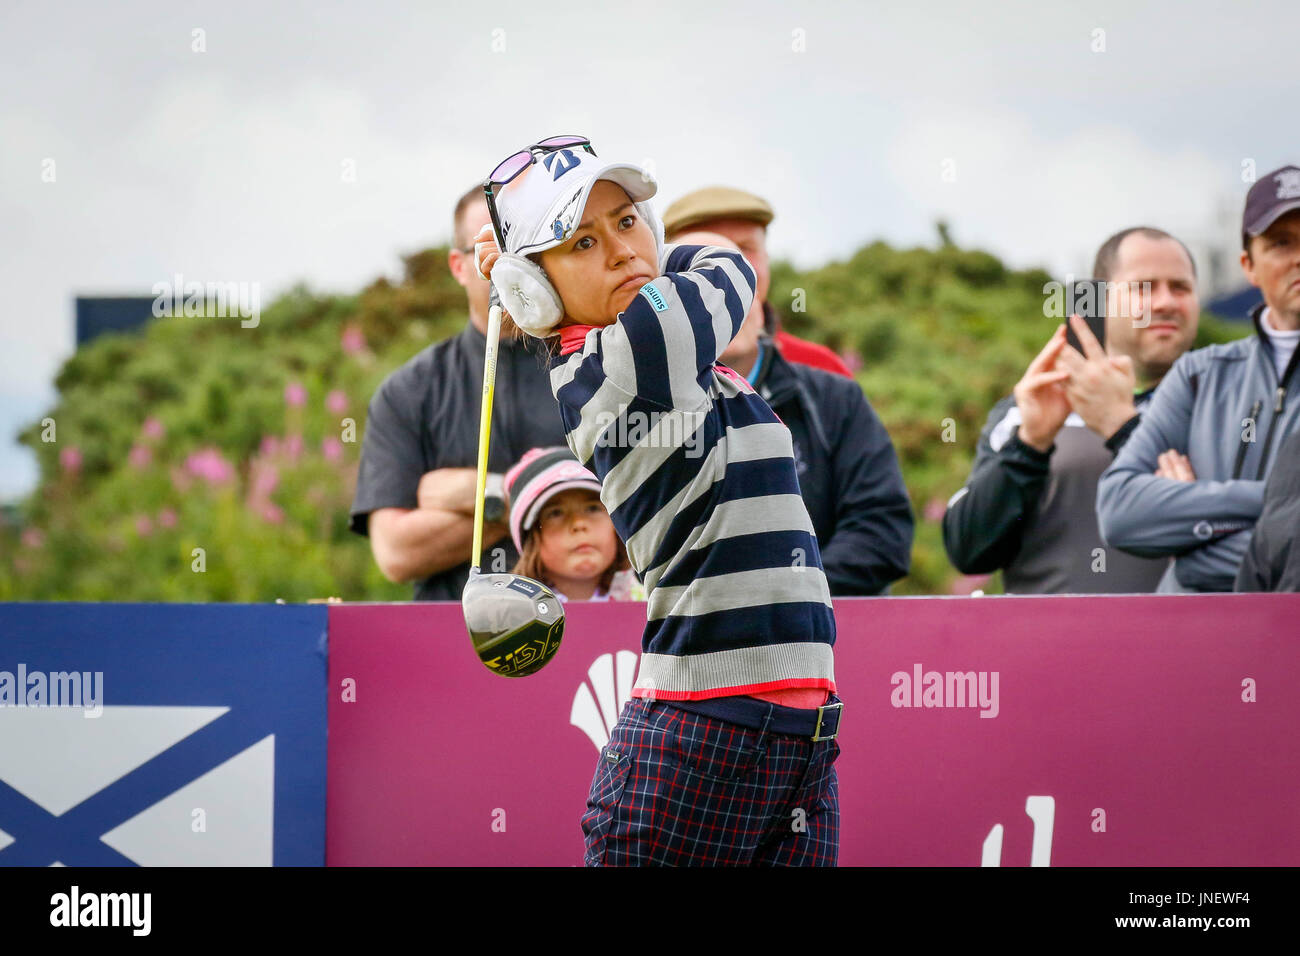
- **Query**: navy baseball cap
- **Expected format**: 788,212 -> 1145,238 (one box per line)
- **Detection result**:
1243,165 -> 1300,241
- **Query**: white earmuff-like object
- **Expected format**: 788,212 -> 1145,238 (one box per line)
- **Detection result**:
490,254 -> 564,338
636,200 -> 666,271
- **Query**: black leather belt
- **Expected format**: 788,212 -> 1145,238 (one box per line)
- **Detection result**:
657,694 -> 843,742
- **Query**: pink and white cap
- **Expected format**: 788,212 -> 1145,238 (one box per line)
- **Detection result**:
504,446 -> 604,553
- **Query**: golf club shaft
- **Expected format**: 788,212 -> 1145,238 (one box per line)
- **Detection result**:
470,301 -> 503,572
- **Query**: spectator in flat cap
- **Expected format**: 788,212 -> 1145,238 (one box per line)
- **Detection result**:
1098,165 -> 1300,591
662,185 -> 914,595
663,186 -> 852,377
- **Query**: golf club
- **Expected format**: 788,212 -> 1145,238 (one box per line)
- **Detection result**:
461,279 -> 565,678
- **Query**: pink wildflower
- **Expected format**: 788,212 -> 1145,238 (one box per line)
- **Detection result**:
341,324 -> 366,355
128,444 -> 153,469
184,447 -> 235,485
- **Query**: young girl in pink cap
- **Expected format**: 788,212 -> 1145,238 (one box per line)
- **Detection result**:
504,446 -> 643,603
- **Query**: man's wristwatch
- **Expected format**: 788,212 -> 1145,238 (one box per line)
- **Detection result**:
484,473 -> 507,524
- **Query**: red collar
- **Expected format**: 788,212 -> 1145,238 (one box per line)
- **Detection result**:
559,324 -> 598,356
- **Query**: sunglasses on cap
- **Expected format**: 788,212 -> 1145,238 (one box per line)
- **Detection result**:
483,135 -> 596,249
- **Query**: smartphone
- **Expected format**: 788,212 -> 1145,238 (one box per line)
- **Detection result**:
1065,278 -> 1107,353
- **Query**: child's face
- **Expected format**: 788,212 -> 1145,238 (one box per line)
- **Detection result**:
535,488 -> 618,584
537,179 -> 658,328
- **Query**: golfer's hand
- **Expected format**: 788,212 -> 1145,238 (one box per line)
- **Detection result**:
472,225 -> 516,324
473,223 -> 502,280
1155,450 -> 1196,482
1057,314 -> 1138,440
1013,324 -> 1073,452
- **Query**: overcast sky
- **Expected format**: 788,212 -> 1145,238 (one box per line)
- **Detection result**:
2,0 -> 1297,501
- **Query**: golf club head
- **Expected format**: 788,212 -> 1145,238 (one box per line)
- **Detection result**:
462,568 -> 565,677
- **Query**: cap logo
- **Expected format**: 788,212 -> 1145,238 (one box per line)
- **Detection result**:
542,149 -> 581,181
1275,170 -> 1300,200
548,186 -> 586,245
550,462 -> 589,481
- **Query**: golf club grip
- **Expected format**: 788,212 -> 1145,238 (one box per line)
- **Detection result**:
470,300 -> 503,570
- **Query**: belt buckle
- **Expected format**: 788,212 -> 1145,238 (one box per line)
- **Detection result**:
811,701 -> 842,742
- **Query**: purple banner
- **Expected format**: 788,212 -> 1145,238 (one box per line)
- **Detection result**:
326,595 -> 1300,866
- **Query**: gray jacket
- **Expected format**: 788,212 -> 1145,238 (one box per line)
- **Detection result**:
1097,304 -> 1300,592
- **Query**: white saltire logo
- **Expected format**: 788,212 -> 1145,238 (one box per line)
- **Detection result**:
570,651 -> 639,751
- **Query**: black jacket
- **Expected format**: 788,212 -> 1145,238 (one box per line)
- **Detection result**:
943,390 -> 1168,593
752,338 -> 913,595
1235,427 -> 1300,592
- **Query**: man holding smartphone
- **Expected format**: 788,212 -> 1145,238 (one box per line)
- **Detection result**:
943,226 -> 1199,593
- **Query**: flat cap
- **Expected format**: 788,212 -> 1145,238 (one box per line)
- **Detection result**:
662,186 -> 774,238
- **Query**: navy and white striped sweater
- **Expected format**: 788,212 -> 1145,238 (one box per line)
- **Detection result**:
548,244 -> 837,701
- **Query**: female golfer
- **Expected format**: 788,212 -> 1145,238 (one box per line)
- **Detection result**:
477,136 -> 842,866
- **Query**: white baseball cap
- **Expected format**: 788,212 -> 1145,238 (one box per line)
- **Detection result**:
494,146 -> 658,256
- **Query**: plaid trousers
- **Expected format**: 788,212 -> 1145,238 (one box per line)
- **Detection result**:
581,696 -> 841,866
